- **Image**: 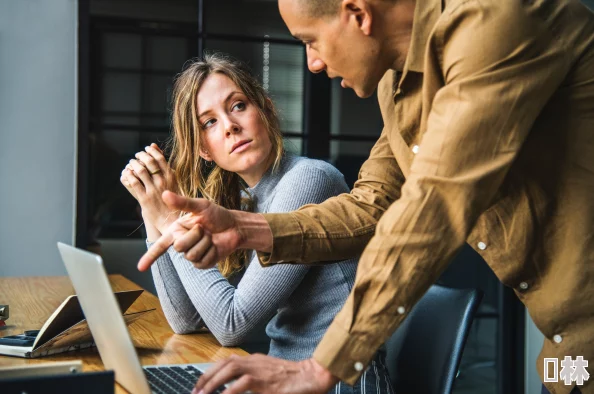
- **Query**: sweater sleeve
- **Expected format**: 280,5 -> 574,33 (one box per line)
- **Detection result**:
150,161 -> 349,346
150,250 -> 204,334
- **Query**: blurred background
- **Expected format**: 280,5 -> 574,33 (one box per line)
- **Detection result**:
1,0 -> 593,393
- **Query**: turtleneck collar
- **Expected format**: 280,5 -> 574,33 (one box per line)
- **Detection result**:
246,152 -> 296,208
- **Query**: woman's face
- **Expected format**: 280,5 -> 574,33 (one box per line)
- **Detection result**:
197,73 -> 273,187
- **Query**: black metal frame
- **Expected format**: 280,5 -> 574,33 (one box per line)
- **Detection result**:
303,70 -> 331,159
89,16 -> 198,138
194,1 -> 378,157
76,0 -> 90,248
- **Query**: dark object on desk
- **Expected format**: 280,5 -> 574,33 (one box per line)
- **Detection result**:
0,304 -> 8,321
0,333 -> 37,347
384,284 -> 483,394
0,329 -> 40,347
0,305 -> 8,328
0,370 -> 114,394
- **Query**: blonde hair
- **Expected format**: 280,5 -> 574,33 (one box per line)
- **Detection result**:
168,53 -> 284,277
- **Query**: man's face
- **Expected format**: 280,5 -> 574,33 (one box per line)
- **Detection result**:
279,0 -> 385,98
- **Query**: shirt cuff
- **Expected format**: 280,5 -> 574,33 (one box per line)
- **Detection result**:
256,212 -> 303,266
312,320 -> 382,386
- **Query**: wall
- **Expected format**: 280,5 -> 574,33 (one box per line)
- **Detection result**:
0,0 -> 78,277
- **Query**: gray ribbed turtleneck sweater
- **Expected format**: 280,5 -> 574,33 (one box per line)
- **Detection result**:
149,154 -> 358,361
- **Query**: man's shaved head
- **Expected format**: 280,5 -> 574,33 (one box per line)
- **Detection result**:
280,0 -> 413,98
298,0 -> 342,17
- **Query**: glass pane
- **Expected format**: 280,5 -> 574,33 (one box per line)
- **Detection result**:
283,137 -> 303,156
147,36 -> 189,71
103,73 -> 142,112
140,116 -> 171,128
100,130 -> 170,158
102,115 -> 170,129
146,74 -> 175,113
103,116 -> 141,126
205,39 -> 305,133
138,132 -> 171,150
330,79 -> 383,138
204,0 -> 292,39
330,140 -> 375,161
101,130 -> 141,156
330,140 -> 375,189
91,131 -> 142,239
103,33 -> 142,68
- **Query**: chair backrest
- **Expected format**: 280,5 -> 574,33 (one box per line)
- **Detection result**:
384,285 -> 483,394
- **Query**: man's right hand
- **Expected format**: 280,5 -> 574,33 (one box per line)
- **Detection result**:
138,191 -> 272,271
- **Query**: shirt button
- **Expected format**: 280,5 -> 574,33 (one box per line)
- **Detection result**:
553,334 -> 563,344
354,362 -> 364,372
412,145 -> 420,154
477,242 -> 487,250
519,282 -> 529,291
397,306 -> 406,314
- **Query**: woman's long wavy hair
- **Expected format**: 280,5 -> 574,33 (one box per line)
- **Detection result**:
168,53 -> 284,277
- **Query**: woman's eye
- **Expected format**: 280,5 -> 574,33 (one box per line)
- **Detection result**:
203,119 -> 216,128
232,102 -> 246,111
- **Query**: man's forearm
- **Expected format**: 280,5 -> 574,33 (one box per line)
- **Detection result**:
233,210 -> 274,253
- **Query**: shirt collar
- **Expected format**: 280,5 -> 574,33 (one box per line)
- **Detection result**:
404,0 -> 443,73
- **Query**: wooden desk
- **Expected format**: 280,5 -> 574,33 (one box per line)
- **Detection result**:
0,275 -> 248,392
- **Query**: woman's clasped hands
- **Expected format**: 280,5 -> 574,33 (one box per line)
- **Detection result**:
137,191 -> 245,272
120,143 -> 179,239
120,144 -> 243,271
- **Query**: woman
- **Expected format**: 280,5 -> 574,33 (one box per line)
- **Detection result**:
121,53 -> 393,393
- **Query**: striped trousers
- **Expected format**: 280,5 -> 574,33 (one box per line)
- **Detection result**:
330,352 -> 395,394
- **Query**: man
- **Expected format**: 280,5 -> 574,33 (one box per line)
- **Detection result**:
140,0 -> 594,393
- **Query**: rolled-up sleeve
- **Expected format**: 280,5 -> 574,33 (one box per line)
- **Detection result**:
312,1 -> 570,384
258,126 -> 405,265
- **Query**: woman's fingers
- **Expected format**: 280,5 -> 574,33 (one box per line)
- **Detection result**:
144,144 -> 168,171
120,169 -> 131,188
129,159 -> 154,188
122,168 -> 145,197
135,150 -> 161,175
150,142 -> 163,153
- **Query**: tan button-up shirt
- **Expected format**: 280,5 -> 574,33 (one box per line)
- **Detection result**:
259,0 -> 594,392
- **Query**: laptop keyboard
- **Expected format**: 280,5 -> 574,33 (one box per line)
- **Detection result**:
143,365 -> 225,394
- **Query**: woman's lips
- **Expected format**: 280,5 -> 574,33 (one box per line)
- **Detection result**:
231,140 -> 252,153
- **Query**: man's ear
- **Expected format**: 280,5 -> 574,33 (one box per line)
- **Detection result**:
341,0 -> 372,36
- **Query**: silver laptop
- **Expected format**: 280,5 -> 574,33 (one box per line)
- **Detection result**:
57,242 -> 226,394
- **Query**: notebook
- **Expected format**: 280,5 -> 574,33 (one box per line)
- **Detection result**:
0,289 -> 154,358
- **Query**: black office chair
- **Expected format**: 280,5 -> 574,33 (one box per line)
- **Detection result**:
384,285 -> 483,394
